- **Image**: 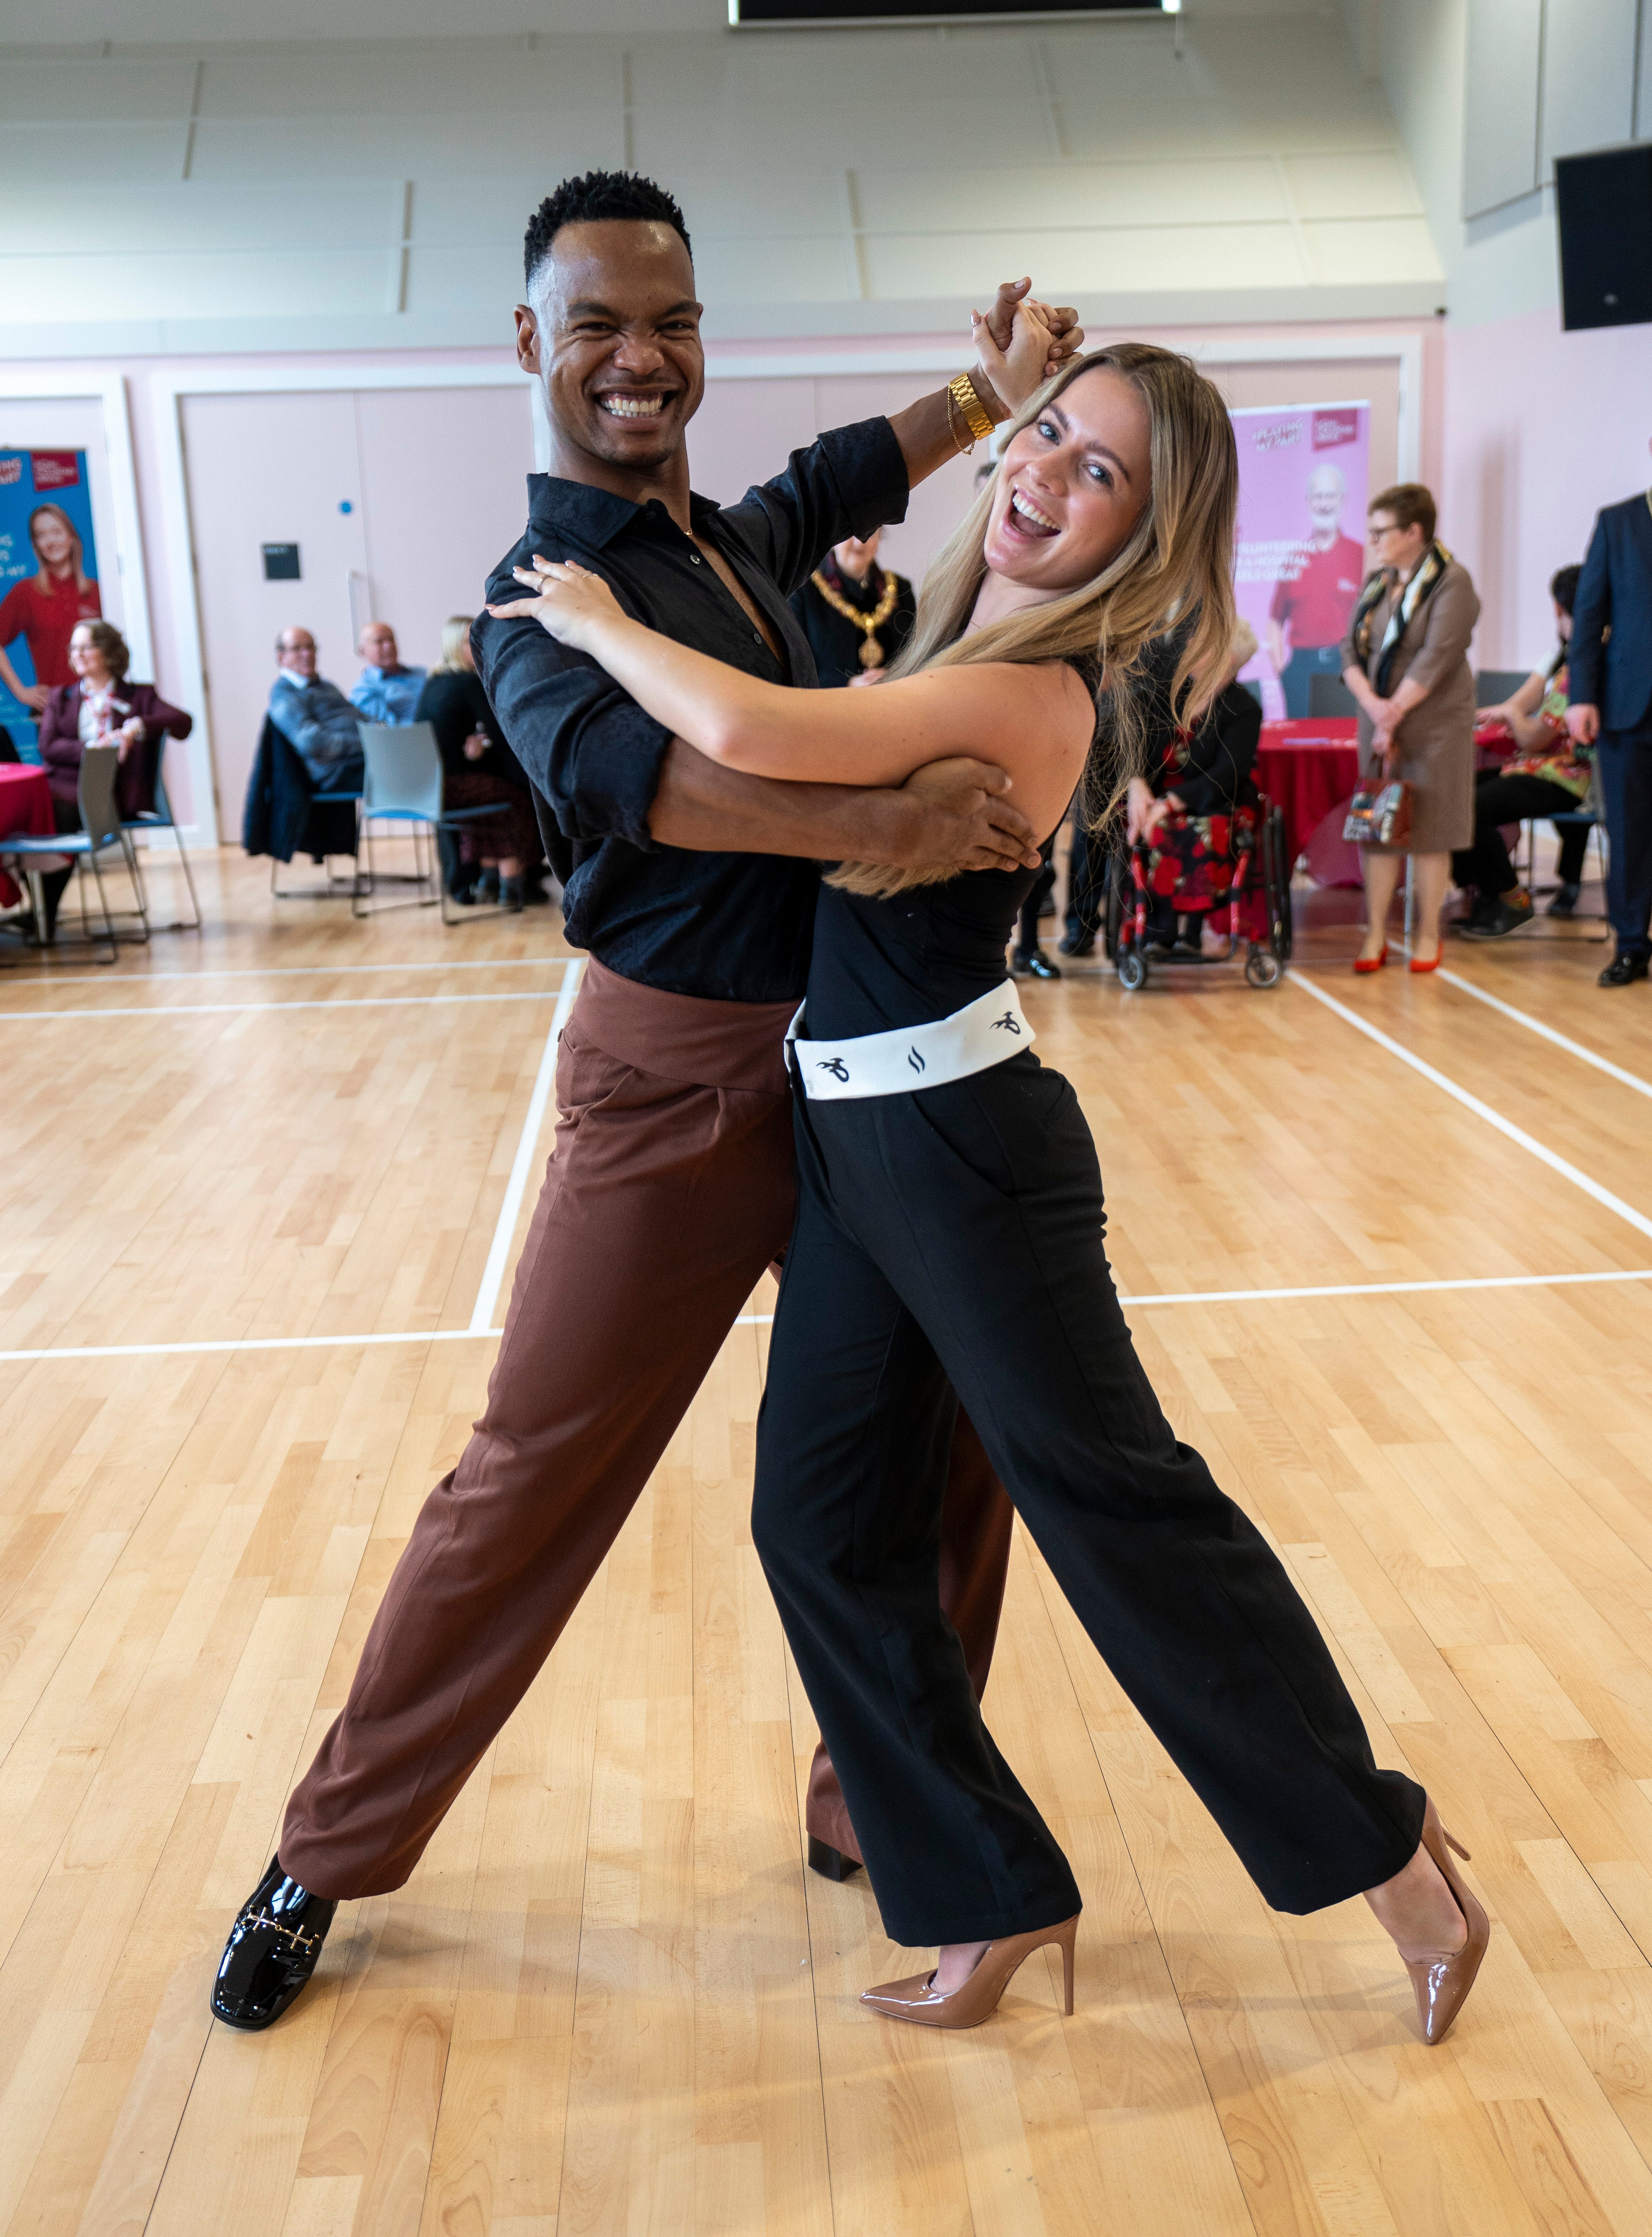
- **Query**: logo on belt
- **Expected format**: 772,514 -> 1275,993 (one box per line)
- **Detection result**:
991,1011 -> 1023,1035
817,1057 -> 850,1081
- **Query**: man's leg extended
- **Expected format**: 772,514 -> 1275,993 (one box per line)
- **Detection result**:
279,986 -> 799,1900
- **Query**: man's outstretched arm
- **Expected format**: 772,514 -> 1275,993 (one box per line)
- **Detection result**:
649,739 -> 1041,876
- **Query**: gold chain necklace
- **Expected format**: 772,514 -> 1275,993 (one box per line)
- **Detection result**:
809,566 -> 900,668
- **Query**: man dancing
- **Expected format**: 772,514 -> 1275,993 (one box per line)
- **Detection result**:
212,170 -> 1081,2028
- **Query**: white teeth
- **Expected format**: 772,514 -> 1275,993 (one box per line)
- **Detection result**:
601,395 -> 665,418
1010,489 -> 1058,532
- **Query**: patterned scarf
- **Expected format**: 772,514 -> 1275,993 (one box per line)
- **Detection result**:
1349,540 -> 1452,697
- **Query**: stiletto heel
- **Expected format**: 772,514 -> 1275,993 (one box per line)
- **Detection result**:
861,1913 -> 1081,2030
1404,1797 -> 1490,2046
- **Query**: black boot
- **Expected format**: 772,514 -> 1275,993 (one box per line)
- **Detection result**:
33,865 -> 73,945
500,875 -> 524,913
211,1857 -> 337,2030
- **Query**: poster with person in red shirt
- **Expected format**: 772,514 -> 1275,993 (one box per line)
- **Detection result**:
1230,405 -> 1370,722
0,451 -> 102,755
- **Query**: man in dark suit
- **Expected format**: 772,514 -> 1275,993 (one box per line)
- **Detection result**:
1570,440 -> 1652,987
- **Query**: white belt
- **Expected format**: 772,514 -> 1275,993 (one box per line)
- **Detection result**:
787,980 -> 1034,1101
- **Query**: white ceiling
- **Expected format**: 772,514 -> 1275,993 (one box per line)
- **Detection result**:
0,13 -> 1444,354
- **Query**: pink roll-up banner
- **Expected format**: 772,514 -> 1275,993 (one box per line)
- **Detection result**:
1231,403 -> 1371,724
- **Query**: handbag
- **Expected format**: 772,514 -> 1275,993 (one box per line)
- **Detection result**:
1343,775 -> 1412,846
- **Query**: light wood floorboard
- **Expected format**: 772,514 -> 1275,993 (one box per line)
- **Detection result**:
4,853 -> 1652,2232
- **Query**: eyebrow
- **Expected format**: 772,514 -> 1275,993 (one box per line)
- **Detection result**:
564,297 -> 701,320
1043,403 -> 1133,485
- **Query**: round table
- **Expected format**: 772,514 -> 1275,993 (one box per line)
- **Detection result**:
0,762 -> 57,909
1256,718 -> 1363,888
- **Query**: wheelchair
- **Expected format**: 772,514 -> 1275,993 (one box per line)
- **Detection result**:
1103,797 -> 1293,991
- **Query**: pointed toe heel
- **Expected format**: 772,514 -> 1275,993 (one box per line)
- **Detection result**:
861,1913 -> 1078,2030
1405,1800 -> 1490,2046
1353,944 -> 1388,974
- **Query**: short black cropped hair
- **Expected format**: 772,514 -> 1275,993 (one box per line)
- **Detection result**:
523,171 -> 692,293
1550,562 -> 1581,616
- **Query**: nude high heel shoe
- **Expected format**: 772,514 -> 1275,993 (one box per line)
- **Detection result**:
1405,1798 -> 1490,2045
860,1914 -> 1079,2030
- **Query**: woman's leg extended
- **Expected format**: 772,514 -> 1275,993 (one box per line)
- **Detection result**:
812,1062 -> 1424,1917
753,1117 -> 1081,1949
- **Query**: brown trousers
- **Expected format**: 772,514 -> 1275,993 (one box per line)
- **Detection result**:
282,957 -> 1013,1898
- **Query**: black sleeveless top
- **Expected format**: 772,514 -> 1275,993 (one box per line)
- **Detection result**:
803,653 -> 1102,1040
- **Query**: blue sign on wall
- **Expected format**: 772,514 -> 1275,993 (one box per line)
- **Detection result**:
0,449 -> 102,759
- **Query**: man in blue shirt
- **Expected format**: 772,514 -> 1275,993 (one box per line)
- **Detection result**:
350,621 -> 426,725
269,628 -> 364,790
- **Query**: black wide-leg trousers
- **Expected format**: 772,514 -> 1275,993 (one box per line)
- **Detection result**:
753,1052 -> 1425,1949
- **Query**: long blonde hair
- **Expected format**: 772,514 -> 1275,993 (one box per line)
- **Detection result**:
831,343 -> 1237,897
432,614 -> 475,674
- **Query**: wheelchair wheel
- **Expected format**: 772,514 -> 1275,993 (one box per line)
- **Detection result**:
1117,947 -> 1148,991
1244,943 -> 1281,988
1263,803 -> 1295,963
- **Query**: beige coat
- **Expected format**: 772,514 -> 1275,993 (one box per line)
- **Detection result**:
1339,556 -> 1479,855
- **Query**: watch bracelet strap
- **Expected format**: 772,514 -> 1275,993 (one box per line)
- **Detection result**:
949,372 -> 996,446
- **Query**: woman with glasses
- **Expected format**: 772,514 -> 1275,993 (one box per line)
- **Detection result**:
1340,484 -> 1480,973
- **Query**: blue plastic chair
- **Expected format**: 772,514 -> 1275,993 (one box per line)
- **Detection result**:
352,722 -> 502,924
1,745 -> 141,963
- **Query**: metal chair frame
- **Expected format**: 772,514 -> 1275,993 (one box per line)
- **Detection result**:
123,741 -> 204,932
350,724 -> 506,926
0,746 -> 143,964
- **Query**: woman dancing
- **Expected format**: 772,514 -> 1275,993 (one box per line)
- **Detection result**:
490,329 -> 1489,2043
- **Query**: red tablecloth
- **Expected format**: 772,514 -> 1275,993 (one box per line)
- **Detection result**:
0,763 -> 56,908
1256,718 -> 1363,888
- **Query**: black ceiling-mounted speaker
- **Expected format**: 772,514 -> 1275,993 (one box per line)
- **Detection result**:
1555,143 -> 1652,331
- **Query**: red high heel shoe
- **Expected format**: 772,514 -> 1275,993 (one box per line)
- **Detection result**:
1409,944 -> 1441,973
1353,944 -> 1388,974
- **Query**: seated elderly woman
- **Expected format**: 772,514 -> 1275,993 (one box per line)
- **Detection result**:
33,618 -> 191,940
1123,619 -> 1263,956
1452,564 -> 1589,937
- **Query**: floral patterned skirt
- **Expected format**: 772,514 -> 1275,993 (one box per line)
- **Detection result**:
1143,807 -> 1257,912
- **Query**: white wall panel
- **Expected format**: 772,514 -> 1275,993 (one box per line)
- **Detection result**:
1541,0 -> 1640,178
856,160 -> 1288,234
1462,0 -> 1542,219
1282,151 -> 1424,219
1300,216 -> 1445,285
0,250 -> 391,323
862,223 -> 1309,300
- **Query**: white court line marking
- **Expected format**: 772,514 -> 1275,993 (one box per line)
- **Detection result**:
0,991 -> 569,1020
1431,962 -> 1652,1103
467,957 -> 586,1334
7,1263 -> 1650,1362
0,955 -> 571,987
1289,970 -> 1652,1241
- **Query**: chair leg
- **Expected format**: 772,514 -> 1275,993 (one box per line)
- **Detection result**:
171,823 -> 204,932
119,832 -> 153,942
87,852 -> 119,963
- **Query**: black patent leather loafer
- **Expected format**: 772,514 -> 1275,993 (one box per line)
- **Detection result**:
211,1857 -> 337,2030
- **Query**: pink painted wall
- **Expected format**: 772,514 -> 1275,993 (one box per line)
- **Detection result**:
1442,309 -> 1652,673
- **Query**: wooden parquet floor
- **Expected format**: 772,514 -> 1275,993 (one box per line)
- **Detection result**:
5,848 -> 1652,2236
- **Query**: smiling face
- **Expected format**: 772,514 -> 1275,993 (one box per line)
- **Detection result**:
517,219 -> 704,483
32,509 -> 75,573
981,366 -> 1152,598
68,623 -> 109,685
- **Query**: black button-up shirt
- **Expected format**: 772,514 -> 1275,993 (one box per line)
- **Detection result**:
475,415 -> 910,1003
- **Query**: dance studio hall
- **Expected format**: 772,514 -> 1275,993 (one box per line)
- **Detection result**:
5,0 -> 1652,2230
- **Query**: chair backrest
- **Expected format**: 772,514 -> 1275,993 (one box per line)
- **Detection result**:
1475,668 -> 1531,706
1239,677 -> 1264,708
360,722 -> 443,822
1308,672 -> 1360,719
76,744 -> 123,850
